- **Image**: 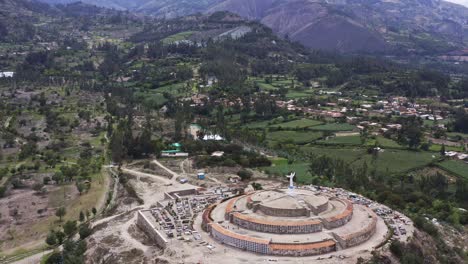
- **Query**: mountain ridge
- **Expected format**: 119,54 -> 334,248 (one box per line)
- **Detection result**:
33,0 -> 468,54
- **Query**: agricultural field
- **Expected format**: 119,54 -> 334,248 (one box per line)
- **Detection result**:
266,131 -> 323,144
310,123 -> 356,132
300,146 -> 367,163
317,135 -> 362,146
429,144 -> 464,153
366,136 -> 404,149
352,150 -> 437,175
268,119 -> 323,129
162,31 -> 195,44
437,160 -> 468,179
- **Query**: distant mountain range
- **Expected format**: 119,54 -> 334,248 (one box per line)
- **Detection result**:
33,0 -> 468,54
445,0 -> 468,7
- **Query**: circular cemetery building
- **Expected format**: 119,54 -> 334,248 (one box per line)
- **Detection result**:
201,188 -> 382,257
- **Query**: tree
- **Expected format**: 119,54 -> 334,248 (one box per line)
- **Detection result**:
92,207 -> 97,216
455,178 -> 468,203
79,223 -> 92,239
237,169 -> 253,181
52,171 -> 64,184
251,182 -> 263,190
55,231 -> 65,244
76,182 -> 85,195
46,232 -> 57,246
45,252 -> 63,264
109,124 -> 126,163
55,207 -> 66,222
440,144 -> 446,156
79,211 -> 85,222
63,220 -> 77,237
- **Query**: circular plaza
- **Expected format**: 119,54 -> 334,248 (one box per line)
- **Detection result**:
201,188 -> 386,257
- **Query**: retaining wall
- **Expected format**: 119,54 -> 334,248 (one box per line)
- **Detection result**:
268,240 -> 336,256
231,213 -> 322,234
333,211 -> 377,248
210,223 -> 270,254
321,199 -> 353,229
137,211 -> 168,249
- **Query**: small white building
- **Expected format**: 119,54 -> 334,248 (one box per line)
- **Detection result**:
203,134 -> 224,141
0,72 -> 14,78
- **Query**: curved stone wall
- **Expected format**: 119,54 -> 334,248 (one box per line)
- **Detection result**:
333,211 -> 377,248
231,212 -> 323,234
210,223 -> 270,254
210,223 -> 337,256
257,204 -> 310,217
201,189 -> 381,257
321,199 -> 353,229
202,204 -> 216,232
269,240 -> 336,256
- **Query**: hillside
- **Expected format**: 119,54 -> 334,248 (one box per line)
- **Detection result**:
209,0 -> 468,54
36,0 -> 468,54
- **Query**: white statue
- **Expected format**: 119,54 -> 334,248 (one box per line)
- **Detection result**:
286,172 -> 296,190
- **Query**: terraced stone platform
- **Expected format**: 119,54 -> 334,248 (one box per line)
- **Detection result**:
202,189 -> 379,257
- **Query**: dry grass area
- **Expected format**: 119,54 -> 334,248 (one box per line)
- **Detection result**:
0,172 -> 109,255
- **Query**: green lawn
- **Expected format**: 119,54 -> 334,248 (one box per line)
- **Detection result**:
268,119 -> 323,129
437,160 -> 468,179
317,135 -> 362,146
310,123 -> 356,132
267,131 -> 323,144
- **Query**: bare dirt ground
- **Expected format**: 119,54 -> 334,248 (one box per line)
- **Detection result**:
85,160 -> 197,263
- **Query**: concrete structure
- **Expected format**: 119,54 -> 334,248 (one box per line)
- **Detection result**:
201,188 -> 379,256
137,211 -> 168,249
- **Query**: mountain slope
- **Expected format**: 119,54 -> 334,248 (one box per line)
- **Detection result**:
35,0 -> 468,54
208,0 -> 468,53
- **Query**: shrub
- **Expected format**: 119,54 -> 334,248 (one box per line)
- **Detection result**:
390,240 -> 403,258
79,223 -> 92,239
237,169 -> 253,181
45,232 -> 57,246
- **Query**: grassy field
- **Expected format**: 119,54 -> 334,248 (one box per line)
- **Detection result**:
300,146 -> 366,162
310,123 -> 356,132
4,172 -> 108,252
429,144 -> 464,153
262,161 -> 313,184
317,135 -> 362,145
285,90 -> 316,99
267,131 -> 323,144
437,160 -> 468,179
446,132 -> 468,139
268,119 -> 323,129
162,31 -> 195,44
366,136 -> 404,149
244,119 -> 274,129
352,150 -> 437,174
